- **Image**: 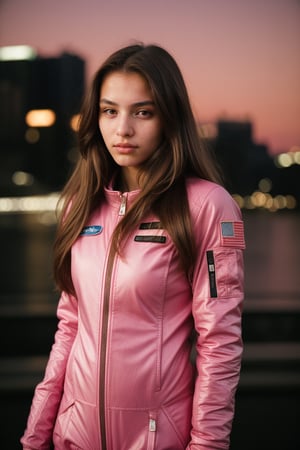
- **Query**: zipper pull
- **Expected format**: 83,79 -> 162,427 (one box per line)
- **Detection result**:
149,418 -> 156,432
119,194 -> 127,216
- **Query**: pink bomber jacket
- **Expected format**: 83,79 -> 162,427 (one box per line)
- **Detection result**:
21,177 -> 245,450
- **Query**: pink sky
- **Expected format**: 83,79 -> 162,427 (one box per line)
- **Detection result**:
1,0 -> 299,154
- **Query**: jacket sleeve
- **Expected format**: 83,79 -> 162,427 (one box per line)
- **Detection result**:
20,291 -> 78,450
187,185 -> 245,450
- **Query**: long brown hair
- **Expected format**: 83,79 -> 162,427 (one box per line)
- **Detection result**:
54,43 -> 222,294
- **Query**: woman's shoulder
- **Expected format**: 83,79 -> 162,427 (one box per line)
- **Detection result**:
185,177 -> 241,219
185,176 -> 230,202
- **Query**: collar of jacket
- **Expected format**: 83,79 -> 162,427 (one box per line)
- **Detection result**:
104,184 -> 141,211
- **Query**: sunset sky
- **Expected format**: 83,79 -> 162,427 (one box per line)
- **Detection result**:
1,0 -> 299,154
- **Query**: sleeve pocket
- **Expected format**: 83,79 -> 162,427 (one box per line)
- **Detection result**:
213,248 -> 244,299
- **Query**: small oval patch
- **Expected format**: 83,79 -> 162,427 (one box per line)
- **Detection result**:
80,225 -> 103,236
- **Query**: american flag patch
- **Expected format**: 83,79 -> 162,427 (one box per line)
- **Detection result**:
221,221 -> 245,248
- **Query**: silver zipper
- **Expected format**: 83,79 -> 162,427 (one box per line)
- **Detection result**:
119,194 -> 127,216
149,418 -> 156,432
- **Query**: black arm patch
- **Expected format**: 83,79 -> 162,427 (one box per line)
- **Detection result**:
206,250 -> 218,297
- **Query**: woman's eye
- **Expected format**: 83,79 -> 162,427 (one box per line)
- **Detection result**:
136,110 -> 152,118
102,108 -> 116,116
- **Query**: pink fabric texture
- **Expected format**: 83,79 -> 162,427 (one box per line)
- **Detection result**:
21,178 -> 245,450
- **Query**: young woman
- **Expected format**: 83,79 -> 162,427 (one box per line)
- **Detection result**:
21,43 -> 245,450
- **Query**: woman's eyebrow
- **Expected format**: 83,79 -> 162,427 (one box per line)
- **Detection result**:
99,98 -> 155,107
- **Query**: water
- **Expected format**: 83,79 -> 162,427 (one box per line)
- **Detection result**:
244,210 -> 300,300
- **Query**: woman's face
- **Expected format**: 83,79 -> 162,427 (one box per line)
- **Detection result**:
99,71 -> 163,190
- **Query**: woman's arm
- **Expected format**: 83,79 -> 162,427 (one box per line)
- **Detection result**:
187,185 -> 245,450
20,291 -> 78,450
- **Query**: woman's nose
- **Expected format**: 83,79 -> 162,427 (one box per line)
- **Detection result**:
116,115 -> 134,137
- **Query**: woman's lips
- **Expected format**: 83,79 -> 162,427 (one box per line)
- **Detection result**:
114,143 -> 137,154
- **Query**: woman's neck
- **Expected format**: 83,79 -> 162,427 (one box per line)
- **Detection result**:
115,169 -> 139,192
119,168 -> 140,192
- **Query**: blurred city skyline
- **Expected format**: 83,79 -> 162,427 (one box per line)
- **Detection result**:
1,0 -> 299,155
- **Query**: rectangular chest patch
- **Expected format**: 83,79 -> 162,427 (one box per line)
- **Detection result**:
139,222 -> 162,230
221,221 -> 245,248
134,235 -> 166,243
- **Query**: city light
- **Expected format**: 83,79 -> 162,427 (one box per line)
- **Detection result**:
258,178 -> 272,193
0,193 -> 64,225
275,150 -> 300,169
0,45 -> 37,61
0,193 -> 60,213
233,191 -> 297,212
276,153 -> 293,168
294,152 -> 300,164
25,128 -> 40,144
25,109 -> 56,127
70,114 -> 81,132
232,175 -> 298,211
12,171 -> 34,187
232,194 -> 244,209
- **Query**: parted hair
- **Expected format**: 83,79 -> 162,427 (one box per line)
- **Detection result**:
53,43 -> 222,294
